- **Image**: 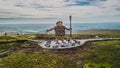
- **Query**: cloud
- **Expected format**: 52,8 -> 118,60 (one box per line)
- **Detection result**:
67,0 -> 107,6
0,0 -> 120,23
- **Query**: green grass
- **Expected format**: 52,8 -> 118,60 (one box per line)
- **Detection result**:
35,34 -> 120,39
0,34 -> 36,43
0,52 -> 78,68
0,36 -> 26,43
0,35 -> 38,53
0,43 -> 15,53
81,40 -> 120,68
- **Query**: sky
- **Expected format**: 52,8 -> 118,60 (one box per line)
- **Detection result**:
0,0 -> 120,24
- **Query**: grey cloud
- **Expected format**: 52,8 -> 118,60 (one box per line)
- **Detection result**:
15,3 -> 58,8
66,0 -> 107,6
0,10 -> 34,18
116,8 -> 120,11
64,0 -> 70,2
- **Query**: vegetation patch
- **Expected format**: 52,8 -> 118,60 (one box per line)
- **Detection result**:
0,34 -> 120,68
81,40 -> 120,68
0,52 -> 78,68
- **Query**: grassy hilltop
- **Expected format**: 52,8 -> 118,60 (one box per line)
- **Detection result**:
0,30 -> 120,68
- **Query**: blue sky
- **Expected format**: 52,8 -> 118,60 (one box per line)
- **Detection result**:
0,0 -> 120,24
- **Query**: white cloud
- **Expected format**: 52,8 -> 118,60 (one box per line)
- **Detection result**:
0,0 -> 120,23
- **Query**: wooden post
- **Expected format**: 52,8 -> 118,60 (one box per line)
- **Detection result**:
69,15 -> 72,38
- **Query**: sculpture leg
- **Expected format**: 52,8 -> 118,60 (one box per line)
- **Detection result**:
55,36 -> 59,44
61,36 -> 65,43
